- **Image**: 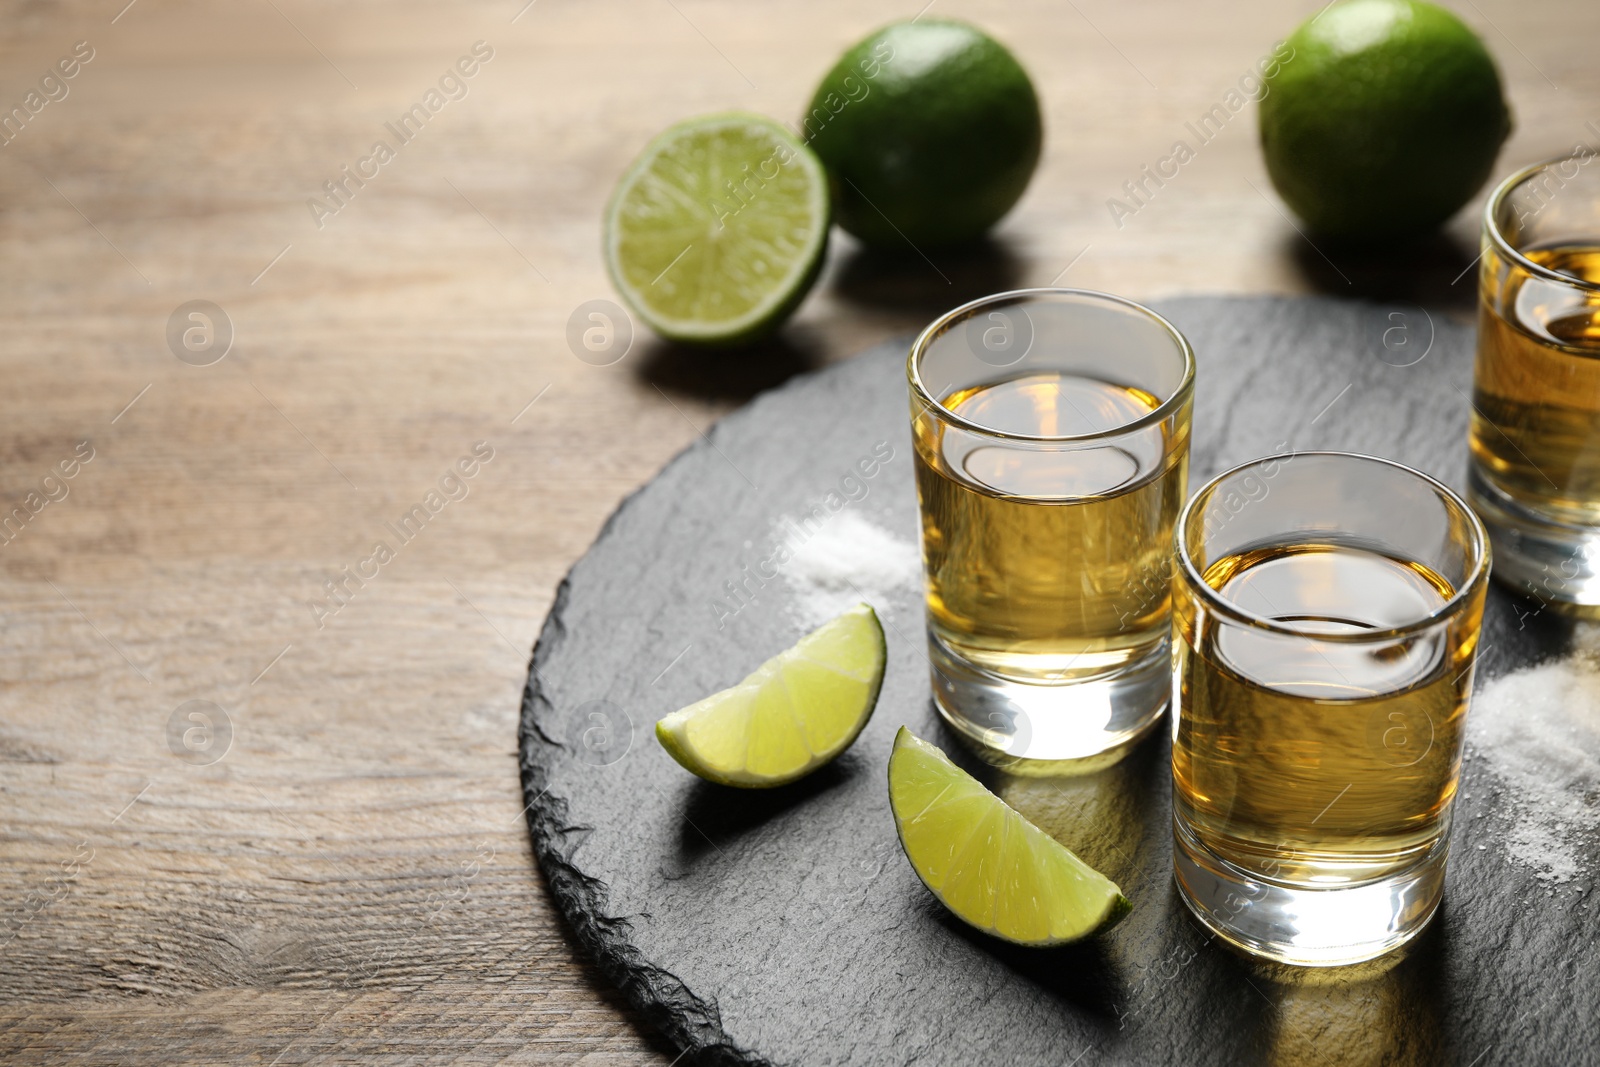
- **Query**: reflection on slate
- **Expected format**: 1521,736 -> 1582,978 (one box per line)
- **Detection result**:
519,297 -> 1596,1066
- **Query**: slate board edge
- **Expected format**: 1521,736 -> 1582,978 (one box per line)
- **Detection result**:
513,338 -> 881,1067
519,589 -> 764,1067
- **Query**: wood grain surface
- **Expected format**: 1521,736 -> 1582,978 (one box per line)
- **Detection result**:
0,1 -> 1592,1063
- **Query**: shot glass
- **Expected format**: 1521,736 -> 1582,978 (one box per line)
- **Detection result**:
1171,452 -> 1489,967
1468,152 -> 1600,609
907,288 -> 1195,770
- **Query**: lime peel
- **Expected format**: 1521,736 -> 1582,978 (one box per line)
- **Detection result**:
1259,0 -> 1511,240
806,19 -> 1041,249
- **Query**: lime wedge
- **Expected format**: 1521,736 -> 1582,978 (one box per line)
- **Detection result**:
655,604 -> 885,787
889,727 -> 1130,944
604,113 -> 830,346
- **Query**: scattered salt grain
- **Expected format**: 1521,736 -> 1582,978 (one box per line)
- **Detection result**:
776,511 -> 921,628
1469,633 -> 1600,886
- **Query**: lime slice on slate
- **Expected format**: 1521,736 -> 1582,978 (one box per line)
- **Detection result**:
655,604 -> 885,787
889,727 -> 1130,945
604,113 -> 830,346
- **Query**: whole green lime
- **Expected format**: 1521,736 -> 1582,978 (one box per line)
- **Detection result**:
804,19 -> 1042,250
1260,0 -> 1512,242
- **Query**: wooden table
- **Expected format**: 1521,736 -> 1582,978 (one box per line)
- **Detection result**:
1,1 -> 1591,1062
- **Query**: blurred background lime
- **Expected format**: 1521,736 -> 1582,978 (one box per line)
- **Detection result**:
805,19 -> 1042,250
1260,0 -> 1511,242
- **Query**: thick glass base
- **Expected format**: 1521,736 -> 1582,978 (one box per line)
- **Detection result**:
927,628 -> 1169,774
1172,815 -> 1447,967
1469,462 -> 1600,613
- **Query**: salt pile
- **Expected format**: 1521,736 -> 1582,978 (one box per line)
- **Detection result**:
1468,631 -> 1600,886
777,511 -> 921,628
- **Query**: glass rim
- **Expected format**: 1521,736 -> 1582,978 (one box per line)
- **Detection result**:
1174,451 -> 1490,643
906,287 -> 1196,444
1484,152 -> 1600,295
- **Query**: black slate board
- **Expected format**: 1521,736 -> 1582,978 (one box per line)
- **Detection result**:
519,296 -> 1595,1067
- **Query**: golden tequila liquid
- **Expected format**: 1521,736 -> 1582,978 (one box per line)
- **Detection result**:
1173,543 -> 1476,886
912,371 -> 1188,683
1471,244 -> 1600,524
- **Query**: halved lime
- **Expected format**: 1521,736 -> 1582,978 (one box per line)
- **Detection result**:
655,604 -> 885,787
889,727 -> 1130,944
604,113 -> 830,346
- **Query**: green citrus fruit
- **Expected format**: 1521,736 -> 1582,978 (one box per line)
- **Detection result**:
804,19 -> 1042,249
888,727 -> 1129,945
604,113 -> 830,346
1260,0 -> 1512,241
655,604 -> 885,788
